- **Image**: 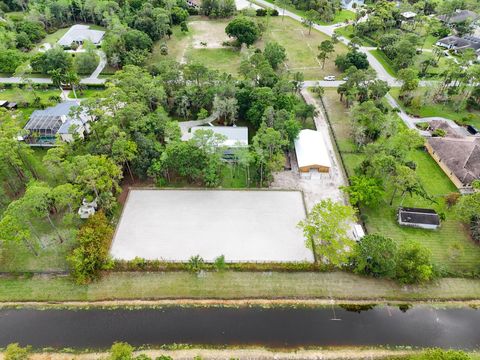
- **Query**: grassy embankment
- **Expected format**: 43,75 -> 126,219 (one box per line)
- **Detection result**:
320,88 -> 480,275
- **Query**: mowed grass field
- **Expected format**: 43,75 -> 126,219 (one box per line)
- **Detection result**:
2,271 -> 480,301
320,89 -> 480,275
264,17 -> 347,79
148,16 -> 347,80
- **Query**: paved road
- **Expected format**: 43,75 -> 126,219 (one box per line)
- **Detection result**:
252,0 -> 399,86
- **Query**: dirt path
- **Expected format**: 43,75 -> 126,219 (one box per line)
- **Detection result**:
0,348 -> 420,360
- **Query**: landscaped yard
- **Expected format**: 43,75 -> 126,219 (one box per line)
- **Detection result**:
320,89 -> 480,275
0,87 -> 61,121
390,88 -> 480,128
369,49 -> 397,77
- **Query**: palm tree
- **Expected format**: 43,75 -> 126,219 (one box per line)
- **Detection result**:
65,70 -> 80,99
48,69 -> 65,92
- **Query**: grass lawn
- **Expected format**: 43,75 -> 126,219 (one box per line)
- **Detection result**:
67,88 -> 107,99
390,88 -> 480,128
185,48 -> 242,76
369,49 -> 397,77
1,271 -> 480,301
265,17 -> 348,80
321,88 -> 480,275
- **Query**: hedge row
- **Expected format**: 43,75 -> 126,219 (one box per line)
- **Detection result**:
112,259 -> 326,272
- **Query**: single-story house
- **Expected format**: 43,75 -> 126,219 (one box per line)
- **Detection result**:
294,129 -> 332,173
398,207 -> 441,230
183,126 -> 249,148
57,25 -> 105,48
438,9 -> 479,25
22,101 -> 90,146
426,137 -> 480,191
436,35 -> 480,55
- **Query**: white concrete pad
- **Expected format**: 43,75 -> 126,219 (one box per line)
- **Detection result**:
111,189 -> 313,262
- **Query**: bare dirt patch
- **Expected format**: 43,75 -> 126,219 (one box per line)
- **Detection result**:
189,19 -> 231,48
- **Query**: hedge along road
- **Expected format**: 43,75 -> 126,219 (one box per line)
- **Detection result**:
0,306 -> 479,349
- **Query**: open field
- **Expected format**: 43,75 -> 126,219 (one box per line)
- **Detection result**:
111,189 -> 312,262
2,271 -> 480,301
264,17 -> 347,79
390,88 -> 480,128
320,89 -> 480,275
149,16 -> 347,79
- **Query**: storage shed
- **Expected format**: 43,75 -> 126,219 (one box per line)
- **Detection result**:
294,129 -> 331,173
398,207 -> 440,230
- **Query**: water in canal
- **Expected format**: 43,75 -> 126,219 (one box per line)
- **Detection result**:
0,306 -> 479,349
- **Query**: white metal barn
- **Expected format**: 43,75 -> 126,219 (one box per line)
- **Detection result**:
294,129 -> 332,173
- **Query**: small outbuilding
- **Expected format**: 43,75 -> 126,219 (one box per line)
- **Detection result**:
398,207 -> 440,230
294,129 -> 332,173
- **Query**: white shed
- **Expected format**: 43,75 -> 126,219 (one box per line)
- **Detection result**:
294,129 -> 332,173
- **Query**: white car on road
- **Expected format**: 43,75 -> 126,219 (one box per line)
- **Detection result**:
323,75 -> 336,81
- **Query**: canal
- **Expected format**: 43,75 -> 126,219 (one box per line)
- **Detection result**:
0,306 -> 479,349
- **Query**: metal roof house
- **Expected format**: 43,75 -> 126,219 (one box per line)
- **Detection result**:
183,126 -> 249,147
22,101 -> 90,146
398,207 -> 441,230
294,129 -> 332,173
57,25 -> 105,48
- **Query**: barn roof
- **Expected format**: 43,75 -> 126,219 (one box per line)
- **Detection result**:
294,129 -> 331,170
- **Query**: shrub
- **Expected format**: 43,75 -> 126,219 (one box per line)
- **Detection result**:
214,255 -> 227,271
4,343 -> 30,360
445,192 -> 460,208
410,349 -> 471,360
67,211 -> 114,284
352,234 -> 398,278
432,128 -> 446,137
395,241 -> 434,284
470,216 -> 480,243
110,342 -> 134,360
188,255 -> 205,273
415,122 -> 429,130
160,43 -> 168,56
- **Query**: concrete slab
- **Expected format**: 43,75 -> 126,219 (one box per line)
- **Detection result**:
111,189 -> 313,262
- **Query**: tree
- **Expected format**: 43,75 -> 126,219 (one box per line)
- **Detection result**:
302,9 -> 319,35
49,68 -> 66,91
317,40 -> 334,69
68,211 -> 114,283
455,192 -> 480,222
30,47 -> 72,74
74,51 -> 98,75
341,175 -> 384,207
4,343 -> 30,360
298,199 -> 356,266
65,70 -> 80,99
225,17 -> 260,46
0,49 -> 27,73
395,241 -> 434,284
275,0 -> 292,21
109,342 -> 134,360
264,42 -> 287,70
353,234 -> 397,278
389,165 -> 427,205
350,100 -> 386,145
252,123 -> 287,186
398,67 -> 419,101
335,50 -> 369,71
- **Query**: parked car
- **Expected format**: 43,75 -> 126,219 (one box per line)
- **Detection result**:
324,75 -> 336,81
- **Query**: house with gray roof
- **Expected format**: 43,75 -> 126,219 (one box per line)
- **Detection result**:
57,25 -> 105,48
22,101 -> 90,146
438,9 -> 479,25
426,136 -> 480,192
